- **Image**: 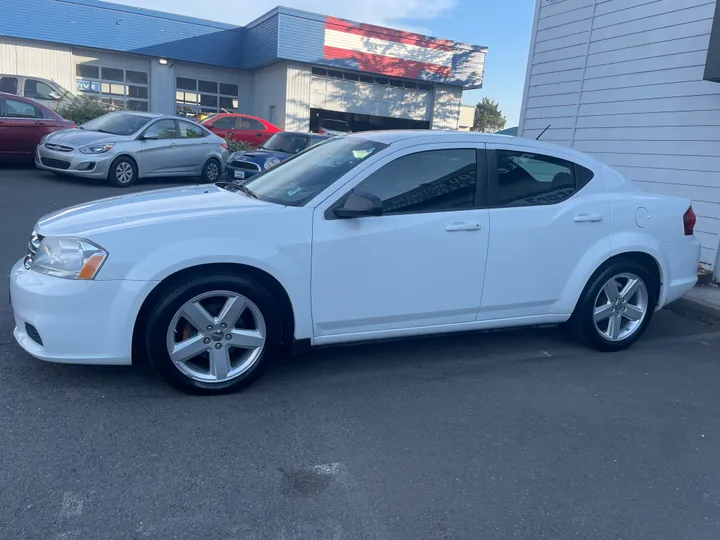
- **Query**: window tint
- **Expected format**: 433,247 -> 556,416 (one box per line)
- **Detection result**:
4,99 -> 41,118
211,117 -> 236,130
240,117 -> 264,130
23,80 -> 55,99
355,149 -> 478,215
148,119 -> 177,139
0,77 -> 18,94
493,150 -> 577,207
178,121 -> 206,139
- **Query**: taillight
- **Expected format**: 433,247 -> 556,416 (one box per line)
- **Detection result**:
683,206 -> 696,236
221,142 -> 228,150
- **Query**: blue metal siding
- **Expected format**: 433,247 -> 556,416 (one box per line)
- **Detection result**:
0,0 -> 244,69
244,15 -> 279,69
277,12 -> 326,64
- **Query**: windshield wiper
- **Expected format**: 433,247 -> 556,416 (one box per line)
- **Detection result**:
234,182 -> 258,199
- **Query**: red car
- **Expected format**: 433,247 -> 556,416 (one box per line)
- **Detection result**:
0,92 -> 75,160
199,113 -> 281,145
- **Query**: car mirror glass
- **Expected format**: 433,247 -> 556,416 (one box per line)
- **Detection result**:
333,191 -> 383,218
143,132 -> 160,140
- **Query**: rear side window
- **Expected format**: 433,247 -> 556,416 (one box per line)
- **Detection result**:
4,98 -> 41,118
178,121 -> 207,139
211,117 -> 236,130
0,76 -> 18,94
491,150 -> 593,207
240,117 -> 265,130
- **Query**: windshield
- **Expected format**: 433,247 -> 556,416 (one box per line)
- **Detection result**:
80,112 -> 153,135
261,133 -> 310,154
243,136 -> 388,207
321,119 -> 350,132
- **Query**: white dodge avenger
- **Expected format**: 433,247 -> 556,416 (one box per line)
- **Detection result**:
10,131 -> 700,394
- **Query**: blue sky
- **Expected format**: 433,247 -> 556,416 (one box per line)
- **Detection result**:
115,0 -> 536,126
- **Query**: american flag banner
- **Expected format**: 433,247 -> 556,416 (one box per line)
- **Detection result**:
322,16 -> 487,88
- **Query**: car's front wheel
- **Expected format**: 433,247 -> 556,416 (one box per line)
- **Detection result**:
572,260 -> 657,352
144,272 -> 281,394
108,156 -> 137,187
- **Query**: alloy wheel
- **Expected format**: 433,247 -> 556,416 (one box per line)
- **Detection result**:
166,290 -> 266,383
592,273 -> 648,342
116,162 -> 133,184
206,161 -> 219,181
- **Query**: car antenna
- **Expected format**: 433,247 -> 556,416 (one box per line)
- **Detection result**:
536,124 -> 551,140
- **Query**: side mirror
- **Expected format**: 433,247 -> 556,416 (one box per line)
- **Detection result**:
333,191 -> 383,219
49,91 -> 62,100
142,132 -> 160,140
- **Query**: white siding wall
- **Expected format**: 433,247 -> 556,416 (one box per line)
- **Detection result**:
431,85 -> 462,130
150,62 -> 176,115
252,63 -> 288,128
519,0 -> 720,268
0,37 -> 75,94
286,63 -> 311,131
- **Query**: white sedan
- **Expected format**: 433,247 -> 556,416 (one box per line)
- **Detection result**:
10,131 -> 700,394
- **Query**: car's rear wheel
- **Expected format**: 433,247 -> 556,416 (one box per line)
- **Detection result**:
201,158 -> 221,183
572,261 -> 657,352
108,157 -> 137,187
144,273 -> 281,394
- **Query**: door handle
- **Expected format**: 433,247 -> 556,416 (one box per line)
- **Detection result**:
256,133 -> 263,137
445,222 -> 482,232
34,121 -> 44,125
573,214 -> 603,223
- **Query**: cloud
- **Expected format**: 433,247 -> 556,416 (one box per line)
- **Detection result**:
110,0 -> 457,32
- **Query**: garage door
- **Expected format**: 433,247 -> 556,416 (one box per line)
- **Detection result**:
310,68 -> 433,122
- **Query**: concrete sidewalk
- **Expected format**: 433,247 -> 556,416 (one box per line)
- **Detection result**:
667,283 -> 720,326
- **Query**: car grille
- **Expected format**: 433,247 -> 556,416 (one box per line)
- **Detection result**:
44,143 -> 73,152
41,157 -> 71,170
229,160 -> 261,171
24,231 -> 44,269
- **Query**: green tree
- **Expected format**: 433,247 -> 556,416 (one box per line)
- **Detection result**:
472,98 -> 507,133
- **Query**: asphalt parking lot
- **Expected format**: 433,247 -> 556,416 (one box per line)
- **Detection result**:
2,166 -> 720,540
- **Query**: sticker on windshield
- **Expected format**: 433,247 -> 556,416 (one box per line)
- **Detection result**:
352,149 -> 374,159
287,187 -> 302,197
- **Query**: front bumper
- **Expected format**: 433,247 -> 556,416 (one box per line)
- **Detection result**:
226,163 -> 261,180
10,259 -> 157,365
35,144 -> 114,179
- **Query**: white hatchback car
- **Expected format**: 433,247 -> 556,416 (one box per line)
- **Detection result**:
10,131 -> 700,394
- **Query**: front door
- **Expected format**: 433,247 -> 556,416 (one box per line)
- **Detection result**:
478,142 -> 611,320
311,144 -> 490,340
23,79 -> 60,110
138,119 -> 185,176
176,120 -> 212,173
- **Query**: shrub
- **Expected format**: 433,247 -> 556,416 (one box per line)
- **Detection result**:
56,95 -> 121,125
225,134 -> 256,154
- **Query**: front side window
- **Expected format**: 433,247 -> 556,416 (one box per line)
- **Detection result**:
80,112 -> 152,135
243,137 -> 388,207
4,99 -> 41,118
178,121 -> 206,139
23,80 -> 56,100
354,149 -> 478,215
0,77 -> 18,94
493,150 -> 579,207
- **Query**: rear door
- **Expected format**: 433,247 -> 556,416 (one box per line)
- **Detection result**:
478,141 -> 610,320
0,98 -> 46,157
234,117 -> 271,145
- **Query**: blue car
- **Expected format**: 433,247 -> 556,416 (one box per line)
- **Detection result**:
226,131 -> 330,180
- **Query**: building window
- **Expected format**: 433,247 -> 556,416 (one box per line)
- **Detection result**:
175,77 -> 239,117
75,63 -> 149,111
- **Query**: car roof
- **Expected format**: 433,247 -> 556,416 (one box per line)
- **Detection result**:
352,130 -> 604,169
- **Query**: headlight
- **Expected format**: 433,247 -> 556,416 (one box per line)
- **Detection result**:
30,237 -> 108,280
264,157 -> 281,170
79,143 -> 115,154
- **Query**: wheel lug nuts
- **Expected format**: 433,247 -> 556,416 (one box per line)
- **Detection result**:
206,325 -> 213,331
220,323 -> 227,329
203,337 -> 211,344
226,334 -> 232,340
214,343 -> 222,349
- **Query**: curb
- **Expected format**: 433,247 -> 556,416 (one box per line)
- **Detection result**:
666,296 -> 720,328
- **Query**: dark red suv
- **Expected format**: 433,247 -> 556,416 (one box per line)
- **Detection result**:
0,92 -> 75,160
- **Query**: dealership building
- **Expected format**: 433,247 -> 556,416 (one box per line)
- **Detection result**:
0,0 -> 487,133
518,0 -> 720,271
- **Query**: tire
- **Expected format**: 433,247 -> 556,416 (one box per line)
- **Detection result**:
144,272 -> 281,394
571,260 -> 658,352
201,158 -> 221,183
107,156 -> 137,187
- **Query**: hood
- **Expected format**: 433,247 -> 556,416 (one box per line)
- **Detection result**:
230,149 -> 289,161
36,184 -> 276,237
45,129 -> 130,147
